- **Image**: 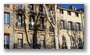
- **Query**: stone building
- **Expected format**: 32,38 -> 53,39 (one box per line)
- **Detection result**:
4,4 -> 84,49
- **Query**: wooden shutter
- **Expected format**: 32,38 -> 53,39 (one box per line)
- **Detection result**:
67,21 -> 69,30
64,21 -> 67,29
72,22 -> 75,30
10,12 -> 14,25
10,33 -> 14,49
80,23 -> 82,31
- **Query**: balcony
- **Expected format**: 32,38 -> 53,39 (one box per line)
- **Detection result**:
16,22 -> 24,29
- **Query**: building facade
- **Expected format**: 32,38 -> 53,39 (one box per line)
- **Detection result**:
4,4 -> 84,49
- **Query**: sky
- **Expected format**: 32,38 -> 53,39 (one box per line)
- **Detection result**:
58,4 -> 84,10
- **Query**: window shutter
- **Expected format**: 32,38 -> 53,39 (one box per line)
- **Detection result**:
10,12 -> 14,25
72,22 -> 75,30
80,23 -> 82,31
67,21 -> 69,30
10,33 -> 14,49
75,22 -> 77,31
64,21 -> 67,29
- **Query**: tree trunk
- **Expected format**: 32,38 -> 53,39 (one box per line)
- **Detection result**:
54,4 -> 59,49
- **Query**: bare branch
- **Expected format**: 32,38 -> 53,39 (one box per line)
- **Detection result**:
43,4 -> 55,28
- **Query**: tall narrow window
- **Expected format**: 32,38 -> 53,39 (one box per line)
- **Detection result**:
62,36 -> 67,49
40,17 -> 44,29
30,16 -> 34,28
76,23 -> 80,31
30,4 -> 34,10
4,13 -> 10,24
39,5 -> 43,12
60,9 -> 63,14
75,13 -> 79,17
4,4 -> 10,8
18,34 -> 23,48
4,33 -> 9,49
67,11 -> 71,15
61,20 -> 64,29
18,14 -> 22,27
40,35 -> 45,49
30,34 -> 33,48
68,21 -> 72,30
52,37 -> 55,49
78,37 -> 83,49
70,37 -> 75,48
18,4 -> 22,9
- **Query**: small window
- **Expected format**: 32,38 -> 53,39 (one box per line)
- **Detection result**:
30,16 -> 35,28
61,20 -> 64,29
76,23 -> 80,31
30,4 -> 34,10
39,5 -> 43,12
68,21 -> 72,30
4,4 -> 10,8
40,17 -> 44,29
70,37 -> 75,48
75,13 -> 79,17
62,36 -> 67,49
40,35 -> 45,49
18,4 -> 22,9
4,33 -> 9,49
60,9 -> 63,14
67,11 -> 71,15
18,14 -> 22,27
18,33 -> 23,48
4,12 -> 10,24
30,34 -> 33,48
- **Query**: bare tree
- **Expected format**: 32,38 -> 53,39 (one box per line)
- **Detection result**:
43,4 -> 59,49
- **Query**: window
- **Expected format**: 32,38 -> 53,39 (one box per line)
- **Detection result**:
50,25 -> 54,32
76,23 -> 80,31
30,16 -> 34,28
18,4 -> 22,9
78,37 -> 83,49
60,9 -> 63,14
75,13 -> 79,17
30,4 -> 34,10
4,4 -> 10,8
39,5 -> 43,12
67,11 -> 71,15
62,36 -> 67,49
70,37 -> 75,48
40,35 -> 45,49
18,14 -> 22,27
68,21 -> 72,30
40,17 -> 44,29
52,37 -> 55,49
4,13 -> 10,24
18,34 -> 23,48
4,33 -> 9,49
30,34 -> 33,48
61,20 -> 64,29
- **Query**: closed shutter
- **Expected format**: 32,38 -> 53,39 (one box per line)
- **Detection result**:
10,33 -> 14,49
75,22 -> 77,31
80,23 -> 82,31
10,12 -> 14,25
64,21 -> 67,29
72,22 -> 75,30
67,21 -> 69,30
